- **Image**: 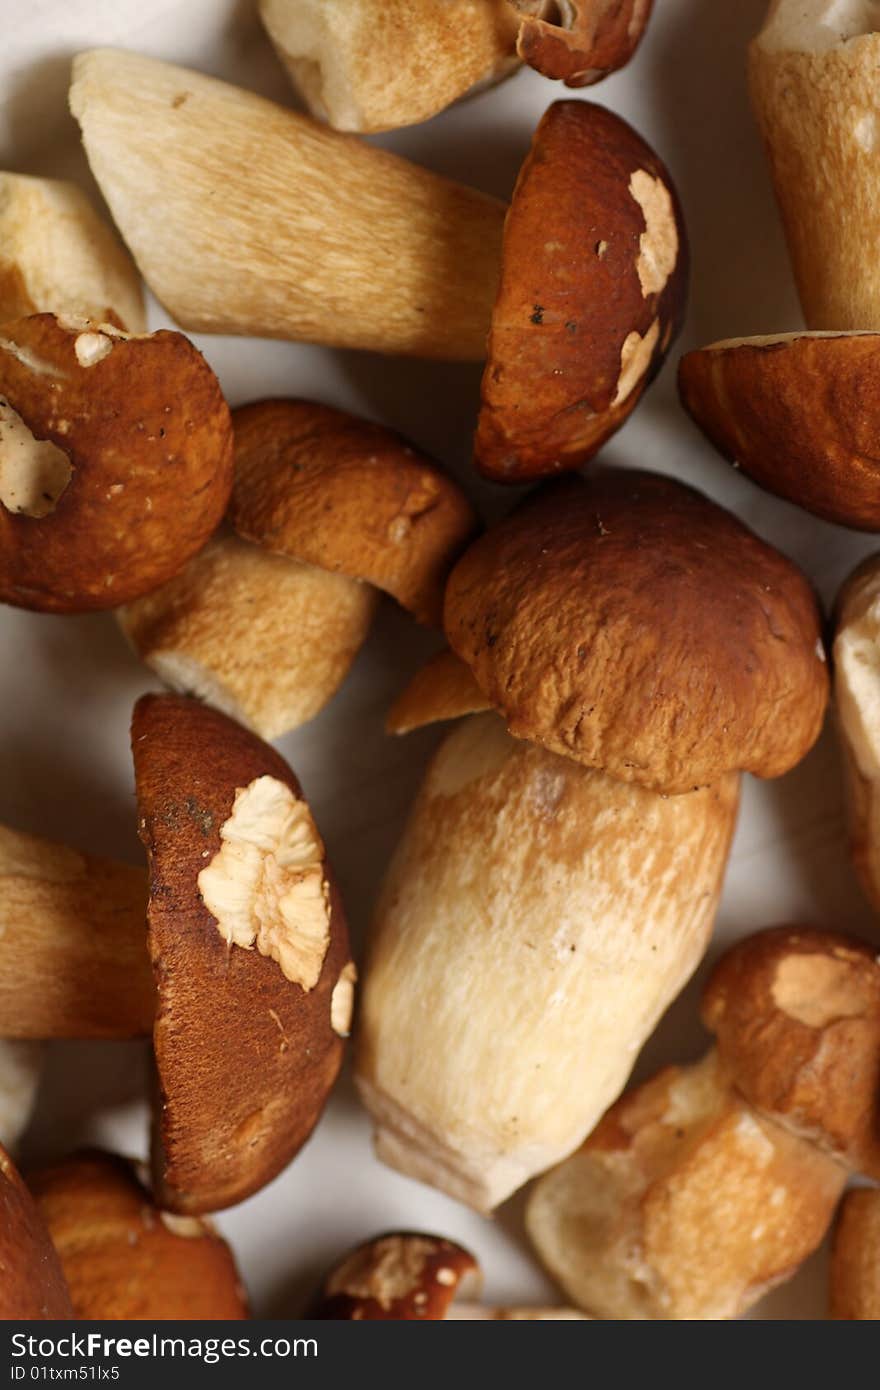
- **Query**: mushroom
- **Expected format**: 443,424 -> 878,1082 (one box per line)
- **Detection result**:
259,1 -> 654,134
443,470 -> 828,794
0,695 -> 353,1213
310,1232 -> 587,1319
0,313 -> 233,612
679,332 -> 880,530
0,1042 -> 42,1152
119,399 -> 476,738
750,0 -> 880,330
69,50 -> 687,481
0,1142 -> 72,1319
29,1150 -> 249,1319
832,554 -> 880,910
829,1189 -> 880,1319
526,926 -> 880,1319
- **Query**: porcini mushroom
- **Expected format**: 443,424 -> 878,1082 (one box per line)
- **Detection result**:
0,1143 -> 72,1319
310,1232 -> 587,1319
527,926 -> 880,1319
829,1189 -> 880,1319
119,399 -> 475,738
679,331 -> 880,530
69,51 -> 686,480
750,0 -> 880,330
832,554 -> 880,909
0,1042 -> 41,1151
29,1150 -> 249,1319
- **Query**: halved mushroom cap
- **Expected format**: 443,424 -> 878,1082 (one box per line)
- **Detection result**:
475,101 -> 687,482
514,0 -> 654,86
311,1233 -> 480,1318
0,1143 -> 72,1318
444,469 -> 828,794
679,332 -> 880,530
701,926 -> 880,1177
132,693 -> 353,1213
0,314 -> 233,612
29,1150 -> 249,1319
386,649 -> 491,735
231,400 -> 477,626
0,172 -> 144,332
830,1188 -> 880,1320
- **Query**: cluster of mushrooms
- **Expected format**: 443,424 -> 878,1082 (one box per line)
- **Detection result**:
3,0 -> 880,1321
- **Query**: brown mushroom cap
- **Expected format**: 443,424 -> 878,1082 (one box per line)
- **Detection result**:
0,314 -> 233,612
444,469 -> 828,793
29,1150 -> 249,1319
679,332 -> 880,531
0,1143 -> 72,1318
231,399 -> 477,626
830,1188 -> 880,1320
312,1232 -> 480,1319
515,1 -> 654,86
702,926 -> 880,1177
475,101 -> 687,482
132,693 -> 352,1213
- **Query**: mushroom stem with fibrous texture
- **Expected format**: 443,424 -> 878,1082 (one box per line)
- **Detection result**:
830,1189 -> 880,1319
69,50 -> 687,481
526,926 -> 880,1320
750,0 -> 880,330
0,1143 -> 72,1319
833,554 -> 880,909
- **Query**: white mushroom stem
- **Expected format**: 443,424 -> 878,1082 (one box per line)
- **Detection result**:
833,557 -> 880,909
355,713 -> 739,1212
0,1041 -> 41,1152
0,825 -> 154,1038
70,50 -> 505,360
750,0 -> 880,328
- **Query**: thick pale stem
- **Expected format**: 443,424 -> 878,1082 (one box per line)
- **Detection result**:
70,50 -> 506,360
833,556 -> 880,909
0,825 -> 153,1038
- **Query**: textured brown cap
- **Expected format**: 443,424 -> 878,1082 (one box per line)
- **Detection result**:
0,1143 -> 72,1319
516,1 -> 654,86
312,1232 -> 479,1319
830,1188 -> 880,1320
476,102 -> 686,482
231,399 -> 476,626
702,926 -> 880,1177
444,469 -> 828,793
29,1150 -> 249,1319
132,693 -> 352,1213
0,314 -> 233,612
386,649 -> 490,734
679,332 -> 880,530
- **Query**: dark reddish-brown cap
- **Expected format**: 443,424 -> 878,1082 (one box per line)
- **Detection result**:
312,1232 -> 480,1319
0,1143 -> 72,1319
515,1 -> 654,86
444,469 -> 828,793
231,399 -> 477,625
29,1150 -> 249,1319
475,101 -> 687,482
132,692 -> 353,1213
679,333 -> 880,531
0,314 -> 233,612
702,926 -> 880,1177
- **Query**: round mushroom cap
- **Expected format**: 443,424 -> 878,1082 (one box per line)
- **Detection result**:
475,101 -> 687,482
679,332 -> 880,531
312,1232 -> 479,1319
131,693 -> 353,1214
0,1143 -> 72,1318
444,469 -> 828,793
702,926 -> 880,1177
231,399 -> 477,625
516,1 -> 654,86
0,314 -> 233,612
29,1150 -> 249,1319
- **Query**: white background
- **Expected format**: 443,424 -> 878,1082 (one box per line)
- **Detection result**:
1,0 -> 877,1318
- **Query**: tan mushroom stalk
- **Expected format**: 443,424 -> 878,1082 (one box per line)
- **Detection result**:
0,1143 -> 72,1319
120,399 -> 476,740
832,554 -> 880,906
830,1189 -> 880,1319
70,50 -> 687,481
30,1151 -> 249,1319
310,1232 -> 587,1319
750,1 -> 880,330
259,1 -> 654,134
0,1041 -> 41,1149
526,927 -> 880,1320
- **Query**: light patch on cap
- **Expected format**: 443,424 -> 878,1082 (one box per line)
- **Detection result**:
198,775 -> 331,990
0,399 -> 72,517
159,1211 -> 210,1238
613,318 -> 660,407
74,331 -> 114,367
772,952 -> 874,1027
330,961 -> 357,1036
326,1236 -> 439,1309
629,170 -> 678,298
